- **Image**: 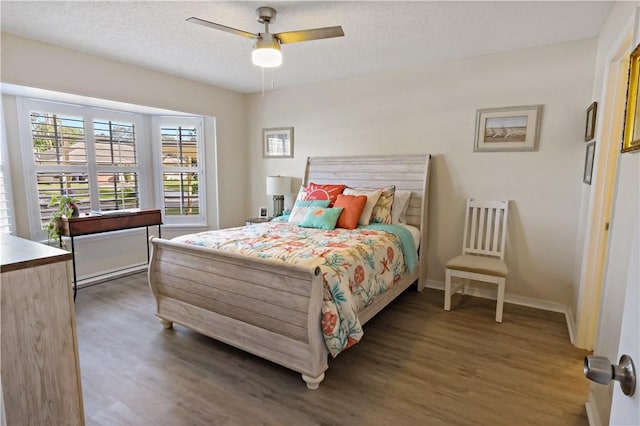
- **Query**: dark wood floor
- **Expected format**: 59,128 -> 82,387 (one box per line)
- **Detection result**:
75,272 -> 589,425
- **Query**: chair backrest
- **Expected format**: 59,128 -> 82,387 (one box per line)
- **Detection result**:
461,198 -> 510,260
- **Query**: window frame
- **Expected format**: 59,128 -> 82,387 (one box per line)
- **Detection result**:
152,116 -> 207,226
0,103 -> 16,235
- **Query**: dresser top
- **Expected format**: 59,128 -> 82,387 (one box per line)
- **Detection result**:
1,235 -> 72,273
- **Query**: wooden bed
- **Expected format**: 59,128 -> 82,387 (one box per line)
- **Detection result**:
147,154 -> 432,389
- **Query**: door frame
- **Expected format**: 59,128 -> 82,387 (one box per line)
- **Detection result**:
575,26 -> 634,351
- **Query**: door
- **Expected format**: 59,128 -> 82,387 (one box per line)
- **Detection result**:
609,228 -> 639,424
608,154 -> 639,425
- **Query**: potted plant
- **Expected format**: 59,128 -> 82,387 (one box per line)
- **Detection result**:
43,194 -> 79,248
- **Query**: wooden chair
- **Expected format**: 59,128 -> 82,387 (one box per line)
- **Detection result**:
444,199 -> 510,322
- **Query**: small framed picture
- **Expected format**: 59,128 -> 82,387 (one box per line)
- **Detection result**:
622,43 -> 640,153
258,206 -> 268,218
583,141 -> 596,185
474,105 -> 542,152
585,101 -> 597,141
263,127 -> 294,158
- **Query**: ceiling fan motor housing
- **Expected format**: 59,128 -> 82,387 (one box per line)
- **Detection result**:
256,7 -> 277,24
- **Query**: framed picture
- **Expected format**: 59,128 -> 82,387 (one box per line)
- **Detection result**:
263,127 -> 294,158
258,206 -> 268,218
474,105 -> 542,152
583,141 -> 596,185
585,101 -> 597,141
622,43 -> 640,153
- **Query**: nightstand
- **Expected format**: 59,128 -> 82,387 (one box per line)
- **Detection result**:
246,217 -> 272,225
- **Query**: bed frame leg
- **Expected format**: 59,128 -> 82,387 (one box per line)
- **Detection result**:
301,373 -> 325,390
159,318 -> 173,329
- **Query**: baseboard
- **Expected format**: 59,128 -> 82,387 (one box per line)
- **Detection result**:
77,263 -> 148,288
426,279 -> 574,339
585,388 -> 602,426
565,305 -> 577,345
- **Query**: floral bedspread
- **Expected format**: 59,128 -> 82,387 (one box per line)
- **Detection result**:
172,221 -> 410,356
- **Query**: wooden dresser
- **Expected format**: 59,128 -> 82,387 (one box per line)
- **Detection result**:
1,235 -> 85,425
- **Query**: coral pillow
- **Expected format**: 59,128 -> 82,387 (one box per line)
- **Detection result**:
306,183 -> 346,206
333,194 -> 367,229
299,207 -> 344,230
342,188 -> 382,225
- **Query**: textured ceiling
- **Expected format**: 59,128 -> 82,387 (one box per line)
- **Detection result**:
1,1 -> 612,94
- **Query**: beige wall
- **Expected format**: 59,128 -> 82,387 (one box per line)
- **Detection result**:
247,38 -> 597,307
1,31 -> 600,308
1,32 -> 248,231
1,33 -> 248,280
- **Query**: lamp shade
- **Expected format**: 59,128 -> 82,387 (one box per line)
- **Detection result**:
252,34 -> 282,68
266,176 -> 291,195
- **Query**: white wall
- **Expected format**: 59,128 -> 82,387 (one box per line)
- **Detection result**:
247,38 -> 597,306
1,33 -> 248,280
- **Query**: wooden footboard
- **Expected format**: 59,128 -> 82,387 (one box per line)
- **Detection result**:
147,237 -> 329,389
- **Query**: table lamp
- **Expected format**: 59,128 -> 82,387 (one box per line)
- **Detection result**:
266,175 -> 291,217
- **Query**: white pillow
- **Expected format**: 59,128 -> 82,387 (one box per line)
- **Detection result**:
391,190 -> 412,224
295,185 -> 308,201
342,188 -> 382,225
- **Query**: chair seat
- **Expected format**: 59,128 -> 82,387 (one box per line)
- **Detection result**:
446,254 -> 508,277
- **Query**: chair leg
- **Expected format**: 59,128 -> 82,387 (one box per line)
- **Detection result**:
496,277 -> 506,323
444,269 -> 452,311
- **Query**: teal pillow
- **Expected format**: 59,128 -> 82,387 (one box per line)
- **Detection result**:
299,207 -> 344,230
288,200 -> 331,223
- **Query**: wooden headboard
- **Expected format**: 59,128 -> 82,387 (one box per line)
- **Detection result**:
304,154 -> 432,231
305,154 -> 432,286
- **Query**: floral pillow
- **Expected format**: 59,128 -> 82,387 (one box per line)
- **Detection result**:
370,185 -> 395,224
299,207 -> 344,230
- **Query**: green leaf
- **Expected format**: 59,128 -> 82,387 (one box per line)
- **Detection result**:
330,283 -> 347,303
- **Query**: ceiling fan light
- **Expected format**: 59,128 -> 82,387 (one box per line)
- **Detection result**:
252,48 -> 282,67
252,34 -> 282,67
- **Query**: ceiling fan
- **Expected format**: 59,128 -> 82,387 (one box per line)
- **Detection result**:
187,6 -> 344,68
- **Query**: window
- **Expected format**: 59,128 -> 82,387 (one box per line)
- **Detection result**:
93,119 -> 139,210
154,117 -> 206,226
30,111 -> 141,226
19,99 -> 146,239
18,98 -> 208,239
30,111 -> 92,223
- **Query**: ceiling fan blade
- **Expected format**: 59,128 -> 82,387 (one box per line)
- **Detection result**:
275,26 -> 344,44
186,17 -> 257,39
